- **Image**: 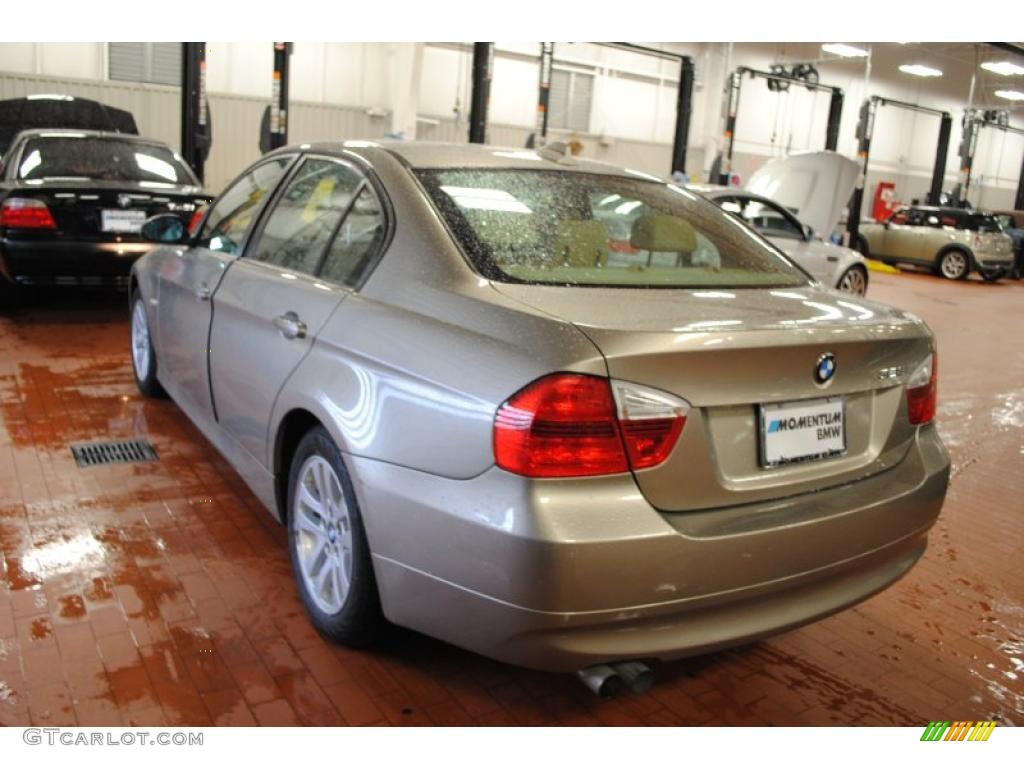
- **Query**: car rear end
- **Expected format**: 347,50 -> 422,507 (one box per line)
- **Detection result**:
361,158 -> 950,672
964,212 -> 1014,272
0,132 -> 209,288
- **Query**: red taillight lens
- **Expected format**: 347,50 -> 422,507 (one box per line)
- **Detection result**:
494,374 -> 688,478
1,197 -> 57,229
906,352 -> 937,425
494,374 -> 627,477
188,205 -> 207,235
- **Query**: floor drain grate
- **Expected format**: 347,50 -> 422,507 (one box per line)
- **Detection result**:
71,439 -> 158,467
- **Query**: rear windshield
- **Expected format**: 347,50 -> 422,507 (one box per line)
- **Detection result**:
16,136 -> 196,185
416,168 -> 809,288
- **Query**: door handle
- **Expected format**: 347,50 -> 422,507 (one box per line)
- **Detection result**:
196,284 -> 212,301
273,311 -> 307,340
826,255 -> 839,262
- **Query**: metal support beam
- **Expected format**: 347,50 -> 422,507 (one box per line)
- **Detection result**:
534,43 -> 553,141
719,71 -> 742,185
845,98 -> 877,248
929,113 -> 952,205
180,42 -> 207,184
269,42 -> 292,150
959,109 -> 980,203
671,56 -> 695,178
825,89 -> 844,151
468,43 -> 493,144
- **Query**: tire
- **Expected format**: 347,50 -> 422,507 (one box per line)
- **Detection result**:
130,294 -> 166,397
287,425 -> 381,647
937,249 -> 970,281
837,265 -> 868,296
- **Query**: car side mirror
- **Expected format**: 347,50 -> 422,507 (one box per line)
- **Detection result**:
141,214 -> 187,244
802,224 -> 816,241
883,221 -> 890,229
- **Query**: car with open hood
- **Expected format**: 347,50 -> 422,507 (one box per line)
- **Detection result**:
127,140 -> 949,693
691,151 -> 869,294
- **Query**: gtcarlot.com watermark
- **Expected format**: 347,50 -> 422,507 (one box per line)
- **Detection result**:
23,728 -> 203,747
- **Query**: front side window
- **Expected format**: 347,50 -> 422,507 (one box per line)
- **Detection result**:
17,136 -> 195,185
250,157 -> 365,275
417,169 -> 807,288
199,156 -> 292,256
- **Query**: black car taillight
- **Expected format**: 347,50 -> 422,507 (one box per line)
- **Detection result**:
1,198 -> 57,229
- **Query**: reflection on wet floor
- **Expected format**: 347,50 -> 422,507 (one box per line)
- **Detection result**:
1,275 -> 1022,726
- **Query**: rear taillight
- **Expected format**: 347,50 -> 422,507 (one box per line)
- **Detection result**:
1,197 -> 57,229
493,373 -> 688,478
188,205 -> 207,235
611,380 -> 689,469
906,352 -> 937,425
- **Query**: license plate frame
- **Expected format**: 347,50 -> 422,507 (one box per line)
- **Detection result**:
101,209 -> 147,234
758,396 -> 847,468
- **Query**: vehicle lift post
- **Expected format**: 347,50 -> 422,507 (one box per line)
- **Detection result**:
468,43 -> 493,144
671,56 -> 695,179
180,42 -> 207,185
533,43 -> 554,143
269,43 -> 292,150
602,43 -> 695,178
958,109 -> 1024,206
720,66 -> 844,186
845,96 -> 953,246
844,97 -> 877,249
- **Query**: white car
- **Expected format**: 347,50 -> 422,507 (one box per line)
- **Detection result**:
690,151 -> 869,295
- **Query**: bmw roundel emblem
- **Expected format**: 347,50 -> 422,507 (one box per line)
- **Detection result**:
815,353 -> 836,384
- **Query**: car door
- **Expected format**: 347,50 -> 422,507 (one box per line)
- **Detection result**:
155,155 -> 294,421
208,154 -> 386,467
881,208 -> 927,262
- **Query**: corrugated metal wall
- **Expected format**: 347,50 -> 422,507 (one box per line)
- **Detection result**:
1,70 -> 690,195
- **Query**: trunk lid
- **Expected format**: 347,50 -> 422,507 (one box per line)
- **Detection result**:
493,282 -> 931,511
4,180 -> 208,240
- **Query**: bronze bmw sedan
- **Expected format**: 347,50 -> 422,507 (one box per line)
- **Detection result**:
128,141 -> 949,687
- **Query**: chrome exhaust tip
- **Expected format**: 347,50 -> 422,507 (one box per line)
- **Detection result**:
576,664 -> 626,699
611,661 -> 654,694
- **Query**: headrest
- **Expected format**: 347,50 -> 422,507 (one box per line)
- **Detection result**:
630,213 -> 697,252
554,220 -> 608,267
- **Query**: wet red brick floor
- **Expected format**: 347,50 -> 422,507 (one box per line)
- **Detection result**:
1,271 -> 1022,727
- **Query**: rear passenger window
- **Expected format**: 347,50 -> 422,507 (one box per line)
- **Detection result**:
250,157 -> 363,275
319,185 -> 386,287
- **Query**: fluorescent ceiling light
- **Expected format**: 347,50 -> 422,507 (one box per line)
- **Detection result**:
821,43 -> 869,58
982,61 -> 1024,77
995,89 -> 1024,101
899,64 -> 943,78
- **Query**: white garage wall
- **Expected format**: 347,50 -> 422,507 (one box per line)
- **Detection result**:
1,41 -> 1020,208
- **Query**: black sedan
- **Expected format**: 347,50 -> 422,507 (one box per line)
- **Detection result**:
0,129 -> 210,289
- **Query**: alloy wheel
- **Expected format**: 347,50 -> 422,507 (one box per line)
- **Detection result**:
839,268 -> 867,295
131,300 -> 150,376
292,455 -> 354,615
940,251 -> 968,280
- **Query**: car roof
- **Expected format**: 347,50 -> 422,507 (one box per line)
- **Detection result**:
269,139 -> 666,180
14,128 -> 154,142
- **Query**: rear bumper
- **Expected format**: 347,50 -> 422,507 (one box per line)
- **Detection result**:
352,424 -> 950,671
0,238 -> 151,286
